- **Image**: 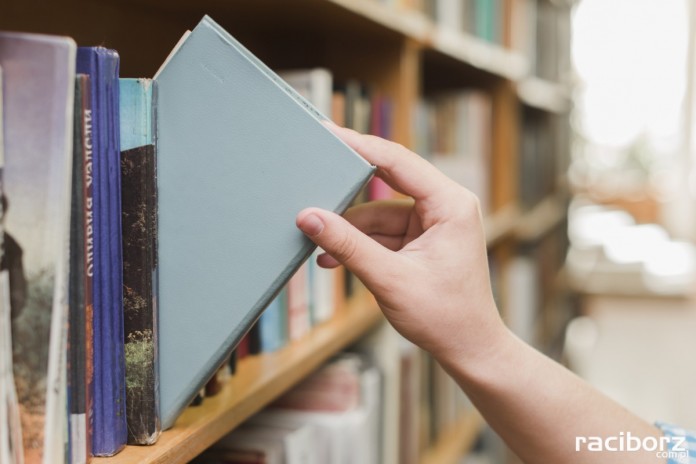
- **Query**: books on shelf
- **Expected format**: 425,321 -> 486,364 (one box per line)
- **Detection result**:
414,90 -> 492,214
199,353 -> 382,464
422,0 -> 504,44
0,15 -> 377,462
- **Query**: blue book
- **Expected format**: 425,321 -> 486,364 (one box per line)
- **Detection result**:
154,16 -> 374,428
258,290 -> 287,353
119,78 -> 160,445
76,47 -> 127,457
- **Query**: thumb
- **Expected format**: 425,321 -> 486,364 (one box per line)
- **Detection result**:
296,207 -> 394,288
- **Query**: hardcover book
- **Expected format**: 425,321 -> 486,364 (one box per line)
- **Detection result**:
76,47 -> 127,456
119,78 -> 160,445
0,31 -> 76,464
154,16 -> 374,428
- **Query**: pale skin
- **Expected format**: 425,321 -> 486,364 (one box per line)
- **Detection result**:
296,123 -> 665,464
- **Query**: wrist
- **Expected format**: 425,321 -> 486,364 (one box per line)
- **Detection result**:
432,309 -> 516,385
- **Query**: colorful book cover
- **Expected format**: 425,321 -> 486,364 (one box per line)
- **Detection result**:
0,31 -> 76,464
76,47 -> 127,456
154,16 -> 374,428
119,77 -> 160,445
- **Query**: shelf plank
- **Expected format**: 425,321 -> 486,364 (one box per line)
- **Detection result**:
96,294 -> 383,464
420,409 -> 484,464
517,77 -> 572,114
428,28 -> 528,81
323,0 -> 431,41
484,204 -> 522,246
514,194 -> 568,242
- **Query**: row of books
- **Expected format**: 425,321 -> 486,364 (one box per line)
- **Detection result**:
511,0 -> 572,82
413,90 -> 492,215
0,22 -> 379,464
519,108 -> 569,210
193,330 -> 477,464
195,353 -> 382,464
422,0 -> 505,44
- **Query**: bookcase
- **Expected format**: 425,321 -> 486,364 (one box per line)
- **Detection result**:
2,0 -> 573,462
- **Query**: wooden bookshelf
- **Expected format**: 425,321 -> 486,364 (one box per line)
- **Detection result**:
518,77 -> 572,114
513,194 -> 568,242
95,293 -> 382,464
484,204 -> 522,246
419,409 -> 485,464
4,0 -> 573,462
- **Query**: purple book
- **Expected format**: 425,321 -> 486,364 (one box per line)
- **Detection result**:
76,47 -> 127,457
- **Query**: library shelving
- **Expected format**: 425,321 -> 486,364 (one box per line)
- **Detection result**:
96,292 -> 382,464
3,0 -> 573,462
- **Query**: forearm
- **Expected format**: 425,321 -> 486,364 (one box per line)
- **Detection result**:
435,324 -> 664,464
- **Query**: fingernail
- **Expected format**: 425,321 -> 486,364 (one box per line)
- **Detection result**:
322,119 -> 338,127
299,214 -> 324,236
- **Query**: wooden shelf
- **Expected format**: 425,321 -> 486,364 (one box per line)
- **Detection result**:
485,204 -> 522,246
419,409 -> 484,464
95,294 -> 383,464
323,0 -> 431,41
320,0 -> 529,80
428,28 -> 528,81
514,194 -> 568,242
517,77 -> 572,114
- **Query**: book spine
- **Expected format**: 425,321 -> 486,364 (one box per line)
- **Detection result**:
105,52 -> 128,453
258,292 -> 282,352
83,76 -> 95,463
119,78 -> 161,445
287,264 -> 310,341
77,48 -> 127,456
68,74 -> 89,464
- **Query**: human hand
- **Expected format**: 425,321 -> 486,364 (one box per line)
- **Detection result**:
296,125 -> 506,364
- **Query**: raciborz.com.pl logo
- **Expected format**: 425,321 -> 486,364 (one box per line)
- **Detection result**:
576,432 -> 688,462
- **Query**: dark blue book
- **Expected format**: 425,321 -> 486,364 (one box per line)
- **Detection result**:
76,47 -> 127,457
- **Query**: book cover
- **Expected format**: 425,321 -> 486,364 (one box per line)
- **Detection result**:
76,47 -> 127,456
0,31 -> 76,464
0,65 -> 25,464
119,77 -> 160,445
154,16 -> 374,428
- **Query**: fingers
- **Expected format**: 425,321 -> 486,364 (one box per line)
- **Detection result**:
317,233 -> 405,268
344,200 -> 416,237
326,124 -> 458,209
296,207 -> 396,286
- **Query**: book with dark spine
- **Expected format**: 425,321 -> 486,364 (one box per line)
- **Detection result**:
119,78 -> 160,445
